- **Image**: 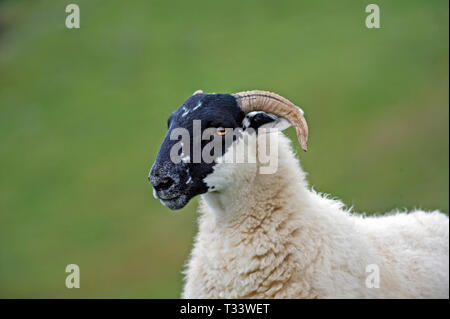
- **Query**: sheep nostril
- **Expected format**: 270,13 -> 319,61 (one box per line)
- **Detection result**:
154,177 -> 174,191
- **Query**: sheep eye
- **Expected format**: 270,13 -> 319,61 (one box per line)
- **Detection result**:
216,127 -> 227,136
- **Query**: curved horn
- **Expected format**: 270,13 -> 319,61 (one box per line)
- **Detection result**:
193,89 -> 203,95
233,90 -> 309,151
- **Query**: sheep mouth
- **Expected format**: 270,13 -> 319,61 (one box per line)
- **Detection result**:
151,183 -> 192,210
153,187 -> 182,200
159,194 -> 181,201
159,194 -> 189,210
156,192 -> 179,200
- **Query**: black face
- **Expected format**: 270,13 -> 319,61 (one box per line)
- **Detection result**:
148,93 -> 244,209
148,93 -> 284,210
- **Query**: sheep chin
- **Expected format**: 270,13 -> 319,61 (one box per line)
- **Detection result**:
159,195 -> 189,210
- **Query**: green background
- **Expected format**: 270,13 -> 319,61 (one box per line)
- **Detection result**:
0,0 -> 448,298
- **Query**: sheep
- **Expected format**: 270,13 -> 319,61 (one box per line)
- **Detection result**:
148,90 -> 449,298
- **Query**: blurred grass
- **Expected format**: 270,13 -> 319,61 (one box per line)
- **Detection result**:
0,0 -> 448,298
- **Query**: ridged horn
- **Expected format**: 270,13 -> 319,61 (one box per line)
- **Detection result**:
233,90 -> 309,151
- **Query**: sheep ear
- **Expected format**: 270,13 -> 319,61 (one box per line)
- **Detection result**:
242,111 -> 291,131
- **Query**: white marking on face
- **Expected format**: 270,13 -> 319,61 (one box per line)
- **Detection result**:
153,188 -> 159,199
186,176 -> 192,184
193,101 -> 202,111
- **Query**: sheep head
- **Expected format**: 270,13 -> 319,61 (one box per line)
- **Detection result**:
148,90 -> 308,210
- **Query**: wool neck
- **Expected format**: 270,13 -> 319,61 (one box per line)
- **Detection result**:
201,133 -> 310,226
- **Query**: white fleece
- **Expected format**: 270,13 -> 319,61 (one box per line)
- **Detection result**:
182,132 -> 449,298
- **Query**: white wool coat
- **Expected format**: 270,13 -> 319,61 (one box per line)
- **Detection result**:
182,133 -> 449,298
